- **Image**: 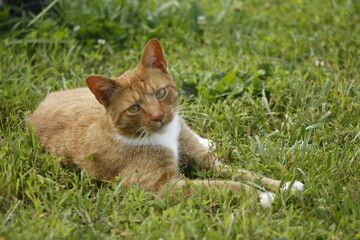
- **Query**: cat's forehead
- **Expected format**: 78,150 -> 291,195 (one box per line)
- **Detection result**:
118,69 -> 171,93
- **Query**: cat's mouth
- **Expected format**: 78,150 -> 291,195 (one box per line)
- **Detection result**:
154,121 -> 164,129
152,121 -> 168,133
125,115 -> 174,137
150,115 -> 173,133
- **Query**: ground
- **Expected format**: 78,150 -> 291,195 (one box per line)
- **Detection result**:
0,0 -> 359,239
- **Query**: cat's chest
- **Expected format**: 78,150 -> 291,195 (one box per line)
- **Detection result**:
115,115 -> 181,162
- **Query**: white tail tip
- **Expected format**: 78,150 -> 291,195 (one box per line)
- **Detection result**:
259,192 -> 276,208
281,181 -> 304,192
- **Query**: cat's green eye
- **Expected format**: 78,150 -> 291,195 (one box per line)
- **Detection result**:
156,88 -> 166,99
127,105 -> 141,114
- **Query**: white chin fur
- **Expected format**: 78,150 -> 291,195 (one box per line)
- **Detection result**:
281,181 -> 304,192
259,192 -> 276,208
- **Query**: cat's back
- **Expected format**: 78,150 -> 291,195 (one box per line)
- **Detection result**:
28,88 -> 103,148
30,87 -> 101,119
39,87 -> 97,107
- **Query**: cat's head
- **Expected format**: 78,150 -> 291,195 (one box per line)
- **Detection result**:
86,39 -> 178,138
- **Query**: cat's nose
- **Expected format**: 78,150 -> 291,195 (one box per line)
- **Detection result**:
151,111 -> 164,122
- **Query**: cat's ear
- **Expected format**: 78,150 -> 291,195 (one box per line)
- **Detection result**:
139,38 -> 167,73
86,75 -> 120,107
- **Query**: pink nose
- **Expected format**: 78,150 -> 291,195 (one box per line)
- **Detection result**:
150,111 -> 164,122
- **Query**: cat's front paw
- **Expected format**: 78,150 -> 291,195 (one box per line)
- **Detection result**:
281,181 -> 304,192
259,191 -> 276,208
195,135 -> 216,151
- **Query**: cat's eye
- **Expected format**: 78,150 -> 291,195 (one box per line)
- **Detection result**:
156,88 -> 166,99
127,105 -> 141,114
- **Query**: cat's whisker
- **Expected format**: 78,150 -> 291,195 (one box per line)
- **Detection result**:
133,126 -> 145,135
172,105 -> 209,118
140,130 -> 149,141
134,126 -> 148,139
172,105 -> 189,112
172,105 -> 184,110
180,115 -> 199,121
138,129 -> 152,146
177,110 -> 208,116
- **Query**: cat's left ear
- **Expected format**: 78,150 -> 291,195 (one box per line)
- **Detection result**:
139,38 -> 167,73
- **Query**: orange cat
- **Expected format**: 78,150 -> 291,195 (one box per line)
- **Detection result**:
28,39 -> 303,207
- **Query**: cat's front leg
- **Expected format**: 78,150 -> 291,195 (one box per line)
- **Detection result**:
178,119 -> 221,170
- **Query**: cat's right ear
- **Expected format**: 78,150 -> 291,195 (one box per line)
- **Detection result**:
86,75 -> 119,107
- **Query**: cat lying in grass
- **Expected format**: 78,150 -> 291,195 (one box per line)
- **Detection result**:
28,39 -> 303,208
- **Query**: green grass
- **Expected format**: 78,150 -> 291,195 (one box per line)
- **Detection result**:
1,0 -> 359,239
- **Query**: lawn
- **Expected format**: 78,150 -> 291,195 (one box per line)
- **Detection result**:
0,0 -> 359,239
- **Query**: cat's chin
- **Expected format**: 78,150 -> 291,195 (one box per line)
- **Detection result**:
154,121 -> 163,129
151,115 -> 174,134
151,121 -> 167,134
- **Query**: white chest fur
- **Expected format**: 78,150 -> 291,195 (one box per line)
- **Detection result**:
115,114 -> 181,163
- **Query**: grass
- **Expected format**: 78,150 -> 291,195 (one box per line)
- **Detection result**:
0,0 -> 359,239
